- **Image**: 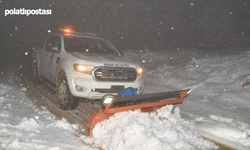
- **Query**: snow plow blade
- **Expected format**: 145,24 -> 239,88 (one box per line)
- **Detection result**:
88,89 -> 191,137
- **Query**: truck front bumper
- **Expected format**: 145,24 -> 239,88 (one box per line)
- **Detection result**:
66,73 -> 144,100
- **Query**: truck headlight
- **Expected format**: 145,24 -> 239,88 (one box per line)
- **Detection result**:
73,64 -> 94,74
136,67 -> 143,75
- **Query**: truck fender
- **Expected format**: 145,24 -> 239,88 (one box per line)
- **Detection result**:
55,59 -> 74,85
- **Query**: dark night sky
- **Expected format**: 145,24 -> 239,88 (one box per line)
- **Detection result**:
1,0 -> 250,64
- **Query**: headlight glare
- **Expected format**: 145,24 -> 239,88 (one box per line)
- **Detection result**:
73,64 -> 94,74
136,67 -> 143,75
103,97 -> 113,104
102,94 -> 115,105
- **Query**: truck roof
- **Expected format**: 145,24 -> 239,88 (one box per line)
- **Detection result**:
64,33 -> 103,39
54,32 -> 105,41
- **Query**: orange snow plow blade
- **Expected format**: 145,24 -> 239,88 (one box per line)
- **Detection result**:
88,89 -> 191,137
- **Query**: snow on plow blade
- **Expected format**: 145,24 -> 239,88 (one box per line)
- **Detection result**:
88,89 -> 191,137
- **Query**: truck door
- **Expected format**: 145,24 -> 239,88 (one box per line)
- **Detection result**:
43,35 -> 62,84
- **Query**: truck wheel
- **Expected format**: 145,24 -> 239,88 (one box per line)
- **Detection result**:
57,74 -> 79,110
32,61 -> 41,84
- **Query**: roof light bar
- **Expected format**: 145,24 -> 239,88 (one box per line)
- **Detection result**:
59,28 -> 99,37
59,28 -> 73,33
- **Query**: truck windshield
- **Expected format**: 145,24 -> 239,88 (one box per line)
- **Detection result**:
64,36 -> 119,55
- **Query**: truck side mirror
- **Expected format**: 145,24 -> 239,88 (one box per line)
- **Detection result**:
51,46 -> 59,51
46,46 -> 59,52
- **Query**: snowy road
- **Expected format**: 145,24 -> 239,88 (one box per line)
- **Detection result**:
14,67 -> 100,136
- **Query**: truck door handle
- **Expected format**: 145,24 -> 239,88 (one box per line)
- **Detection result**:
56,57 -> 60,64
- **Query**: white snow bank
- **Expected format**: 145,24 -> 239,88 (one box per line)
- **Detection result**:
209,115 -> 234,124
0,80 -> 95,150
199,122 -> 250,150
85,105 -> 218,150
123,48 -> 250,149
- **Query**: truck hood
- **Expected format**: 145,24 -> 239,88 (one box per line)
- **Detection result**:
70,52 -> 139,68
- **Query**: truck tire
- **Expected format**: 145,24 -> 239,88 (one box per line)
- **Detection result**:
57,73 -> 79,110
32,61 -> 41,84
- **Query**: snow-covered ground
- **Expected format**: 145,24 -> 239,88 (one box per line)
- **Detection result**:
0,67 -> 96,149
1,48 -> 250,150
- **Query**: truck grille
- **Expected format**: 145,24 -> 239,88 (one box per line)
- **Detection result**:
93,67 -> 137,81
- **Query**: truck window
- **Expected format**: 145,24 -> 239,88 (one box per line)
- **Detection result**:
64,36 -> 119,55
45,36 -> 61,52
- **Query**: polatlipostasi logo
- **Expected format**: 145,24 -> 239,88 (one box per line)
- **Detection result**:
5,8 -> 52,16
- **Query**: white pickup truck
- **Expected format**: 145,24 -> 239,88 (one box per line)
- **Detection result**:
32,29 -> 144,110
